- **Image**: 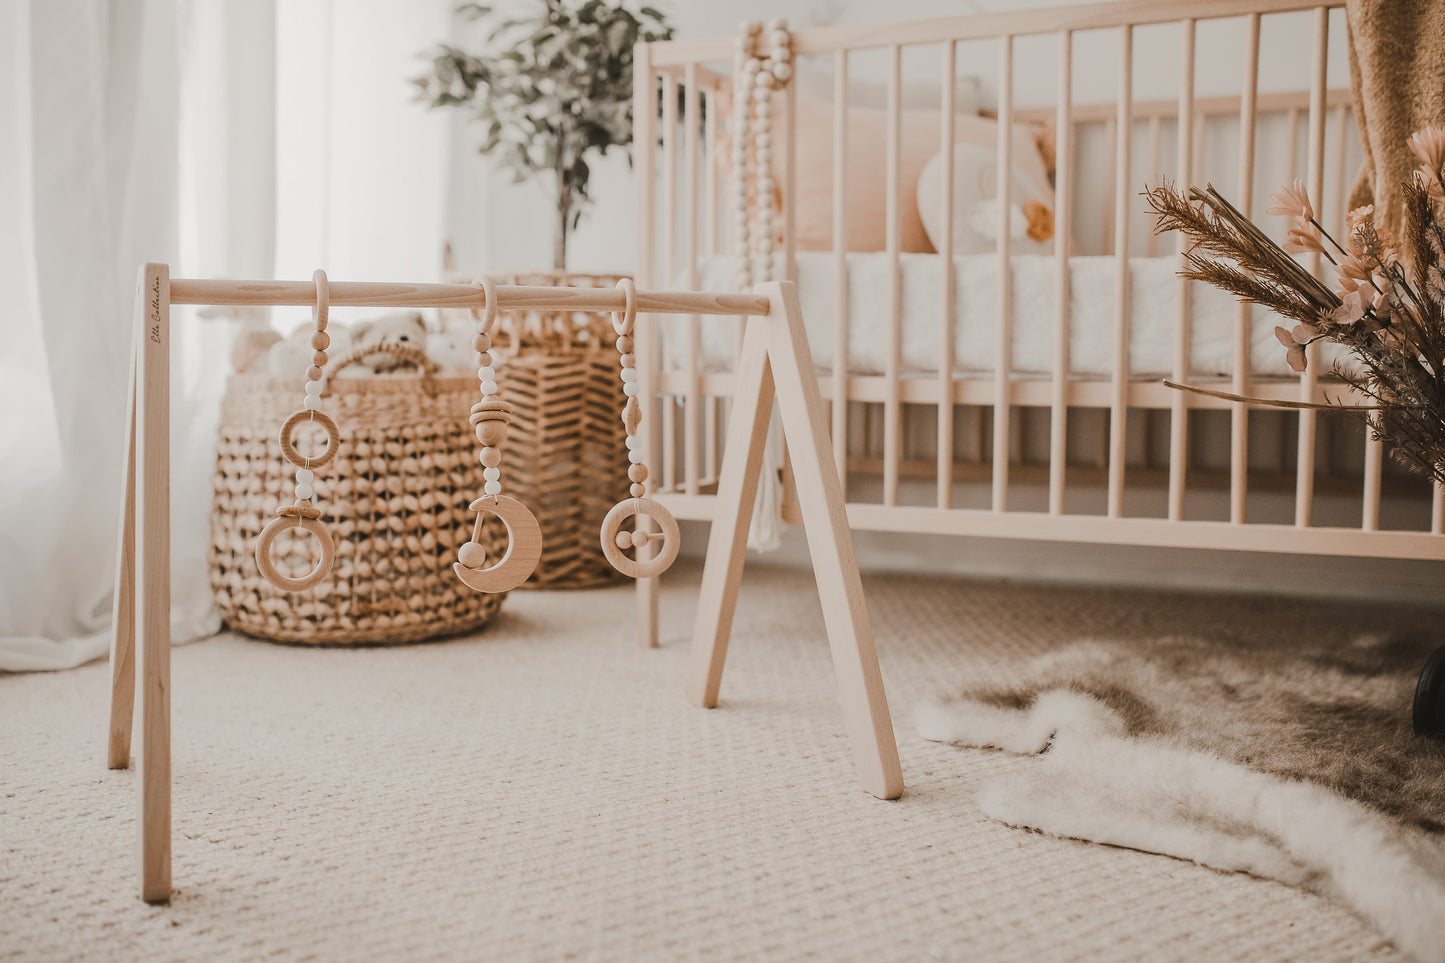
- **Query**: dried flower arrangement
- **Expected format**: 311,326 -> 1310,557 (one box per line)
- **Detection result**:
1145,127 -> 1445,487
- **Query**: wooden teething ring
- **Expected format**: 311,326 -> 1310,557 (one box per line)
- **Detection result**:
453,497 -> 542,593
600,497 -> 680,579
256,508 -> 336,592
610,276 -> 636,337
278,409 -> 340,470
471,276 -> 500,338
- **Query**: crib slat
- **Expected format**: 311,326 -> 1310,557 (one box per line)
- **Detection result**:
1048,29 -> 1072,517
833,51 -> 850,486
1286,107 -> 1300,178
1102,115 -> 1117,255
1362,425 -> 1383,531
1434,482 -> 1444,534
661,74 -> 678,492
1169,17 -> 1197,523
684,65 -> 700,495
884,44 -> 903,507
702,86 -> 718,484
1229,14 -> 1259,525
1296,6 -> 1328,527
1332,104 -> 1349,238
1108,25 -> 1132,518
937,40 -> 957,510
993,34 -> 1014,513
1146,115 -> 1162,257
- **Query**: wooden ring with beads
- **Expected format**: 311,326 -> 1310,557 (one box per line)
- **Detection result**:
600,497 -> 680,579
470,276 -> 500,338
279,409 -> 340,470
611,277 -> 636,337
255,513 -> 335,592
453,494 -> 543,594
313,268 -> 329,331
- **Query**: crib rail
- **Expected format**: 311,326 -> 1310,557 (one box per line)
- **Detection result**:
634,0 -> 1445,560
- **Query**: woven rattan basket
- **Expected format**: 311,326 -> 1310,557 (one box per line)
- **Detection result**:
448,270 -> 632,589
209,343 -> 507,644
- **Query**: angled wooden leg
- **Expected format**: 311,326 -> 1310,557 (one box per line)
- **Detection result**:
134,263 -> 172,903
686,314 -> 775,708
760,282 -> 903,800
107,342 -> 138,770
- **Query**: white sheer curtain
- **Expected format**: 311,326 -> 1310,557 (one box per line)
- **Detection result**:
0,0 -> 450,672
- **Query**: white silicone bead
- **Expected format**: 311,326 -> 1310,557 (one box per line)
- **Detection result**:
304,380 -> 323,396
625,435 -> 640,450
628,449 -> 644,464
296,482 -> 315,499
303,396 -> 321,410
481,380 -> 498,394
478,366 -> 496,382
483,467 -> 500,481
620,368 -> 638,383
623,382 -> 639,397
484,480 -> 502,495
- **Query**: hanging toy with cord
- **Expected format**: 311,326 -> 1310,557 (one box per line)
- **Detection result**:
453,278 -> 544,594
599,278 -> 681,578
255,269 -> 340,592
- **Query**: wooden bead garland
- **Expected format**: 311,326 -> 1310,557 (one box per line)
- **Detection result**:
599,278 -> 681,579
255,269 -> 338,592
453,278 -> 543,594
733,18 -> 793,291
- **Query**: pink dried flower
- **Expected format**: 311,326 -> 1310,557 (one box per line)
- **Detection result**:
1283,220 -> 1325,255
1330,288 -> 1368,326
1346,205 -> 1375,235
1336,250 -> 1374,282
1267,179 -> 1314,220
1274,325 -> 1309,372
1408,126 -> 1445,174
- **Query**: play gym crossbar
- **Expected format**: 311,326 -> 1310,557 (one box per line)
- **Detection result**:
108,263 -> 903,904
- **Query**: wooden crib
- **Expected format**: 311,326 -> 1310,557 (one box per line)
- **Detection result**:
628,0 -> 1445,643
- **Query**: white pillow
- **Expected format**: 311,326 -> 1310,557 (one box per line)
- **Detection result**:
916,144 -> 1055,256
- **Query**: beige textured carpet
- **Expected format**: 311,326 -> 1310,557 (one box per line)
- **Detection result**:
3,560 -> 1437,962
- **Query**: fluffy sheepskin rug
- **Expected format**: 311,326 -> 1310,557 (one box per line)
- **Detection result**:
917,634 -> 1445,963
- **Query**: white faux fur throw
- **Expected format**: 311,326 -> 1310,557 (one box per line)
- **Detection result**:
918,640 -> 1445,963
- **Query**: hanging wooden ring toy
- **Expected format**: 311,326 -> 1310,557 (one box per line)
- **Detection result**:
453,277 -> 543,594
600,278 -> 681,579
255,269 -> 339,592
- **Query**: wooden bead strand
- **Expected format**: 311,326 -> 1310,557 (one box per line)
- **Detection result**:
733,18 -> 792,290
453,277 -> 543,594
255,269 -> 339,592
600,278 -> 681,579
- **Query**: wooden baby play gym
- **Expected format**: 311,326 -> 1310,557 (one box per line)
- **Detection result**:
106,263 -> 903,903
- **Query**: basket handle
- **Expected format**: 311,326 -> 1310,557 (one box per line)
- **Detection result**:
321,340 -> 441,396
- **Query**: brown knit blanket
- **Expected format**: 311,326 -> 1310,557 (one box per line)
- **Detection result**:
1347,0 -> 1445,235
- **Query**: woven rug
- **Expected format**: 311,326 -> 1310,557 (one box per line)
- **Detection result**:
918,631 -> 1445,962
3,561 -> 1442,962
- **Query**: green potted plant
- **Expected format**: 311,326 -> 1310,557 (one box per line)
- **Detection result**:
413,0 -> 673,271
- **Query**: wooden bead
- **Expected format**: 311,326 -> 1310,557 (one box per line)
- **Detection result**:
630,530 -> 651,549
306,364 -> 324,381
630,482 -> 645,498
458,541 -> 487,568
311,331 -> 330,351
476,352 -> 492,367
313,350 -> 328,366
614,531 -> 633,550
469,397 -> 513,424
620,353 -> 636,368
480,447 -> 501,468
615,335 -> 634,354
478,421 -> 507,448
472,333 -> 491,352
623,397 -> 641,435
628,464 -> 648,483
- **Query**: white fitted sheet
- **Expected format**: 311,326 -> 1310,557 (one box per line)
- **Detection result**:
666,252 -> 1335,380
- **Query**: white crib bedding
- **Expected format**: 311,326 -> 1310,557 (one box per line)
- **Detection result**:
666,251 -> 1331,381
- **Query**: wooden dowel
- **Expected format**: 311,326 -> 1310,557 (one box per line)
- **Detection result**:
1049,29 -> 1072,516
684,64 -> 700,496
993,34 -> 1014,513
107,334 -> 138,770
1169,17 -> 1198,523
1108,24 -> 1132,518
1296,6 -> 1328,528
169,279 -> 770,317
937,40 -> 957,510
833,50 -> 850,485
704,87 -> 718,258
1229,14 -> 1258,525
662,74 -> 678,289
883,44 -> 903,506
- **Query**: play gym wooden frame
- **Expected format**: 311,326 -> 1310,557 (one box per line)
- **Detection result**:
107,263 -> 903,904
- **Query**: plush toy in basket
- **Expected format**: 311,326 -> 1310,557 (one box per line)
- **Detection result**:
210,327 -> 509,645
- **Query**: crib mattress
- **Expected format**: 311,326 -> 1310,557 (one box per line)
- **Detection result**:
667,252 -> 1337,380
